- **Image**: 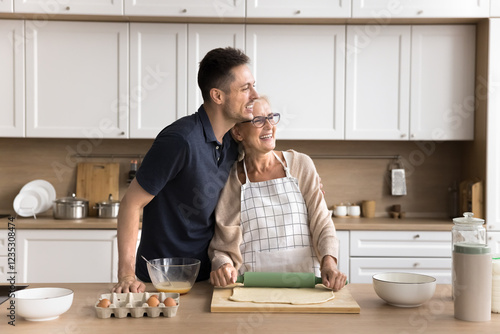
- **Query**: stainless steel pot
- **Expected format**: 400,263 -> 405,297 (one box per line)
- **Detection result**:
53,194 -> 89,219
93,194 -> 120,219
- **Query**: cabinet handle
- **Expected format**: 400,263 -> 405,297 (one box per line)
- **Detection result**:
417,10 -> 423,15
65,6 -> 70,11
120,131 -> 125,135
295,10 -> 301,15
413,234 -> 420,239
181,8 -> 187,13
400,133 -> 406,138
413,262 -> 420,267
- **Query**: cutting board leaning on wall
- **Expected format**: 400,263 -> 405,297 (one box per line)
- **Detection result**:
76,162 -> 120,217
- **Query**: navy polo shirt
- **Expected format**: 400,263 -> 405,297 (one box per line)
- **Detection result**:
135,105 -> 238,282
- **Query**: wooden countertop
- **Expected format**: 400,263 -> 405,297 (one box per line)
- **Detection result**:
3,216 -> 451,231
3,282 -> 498,333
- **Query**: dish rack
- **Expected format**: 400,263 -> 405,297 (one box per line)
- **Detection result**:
94,292 -> 179,318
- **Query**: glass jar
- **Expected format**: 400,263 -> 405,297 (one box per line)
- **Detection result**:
452,212 -> 486,249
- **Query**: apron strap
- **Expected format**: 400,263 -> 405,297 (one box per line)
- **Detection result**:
272,151 -> 292,178
243,151 -> 291,183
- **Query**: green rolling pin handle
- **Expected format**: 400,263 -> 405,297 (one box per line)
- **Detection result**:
235,272 -> 348,288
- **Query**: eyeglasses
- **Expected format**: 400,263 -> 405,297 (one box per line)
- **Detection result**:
241,113 -> 281,128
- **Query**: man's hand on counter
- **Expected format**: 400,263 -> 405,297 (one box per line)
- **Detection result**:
112,275 -> 146,293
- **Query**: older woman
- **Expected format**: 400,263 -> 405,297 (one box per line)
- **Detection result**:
208,97 -> 347,291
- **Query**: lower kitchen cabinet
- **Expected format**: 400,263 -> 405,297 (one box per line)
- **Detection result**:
337,231 -> 349,279
16,229 -> 141,283
488,231 -> 500,254
349,230 -> 452,284
0,230 -> 12,283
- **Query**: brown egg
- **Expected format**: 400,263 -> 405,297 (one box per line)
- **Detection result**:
163,297 -> 176,307
147,295 -> 160,307
97,298 -> 111,308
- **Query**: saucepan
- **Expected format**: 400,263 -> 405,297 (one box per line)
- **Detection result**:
53,194 -> 89,219
94,194 -> 120,218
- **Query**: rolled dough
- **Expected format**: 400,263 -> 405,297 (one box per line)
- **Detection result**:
229,287 -> 335,305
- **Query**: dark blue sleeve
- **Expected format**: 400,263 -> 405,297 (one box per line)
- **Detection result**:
135,133 -> 190,196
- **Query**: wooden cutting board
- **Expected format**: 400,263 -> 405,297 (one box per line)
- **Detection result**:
211,286 -> 360,313
76,162 -> 120,217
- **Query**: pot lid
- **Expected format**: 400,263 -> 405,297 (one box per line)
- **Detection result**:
96,194 -> 120,206
54,193 -> 88,204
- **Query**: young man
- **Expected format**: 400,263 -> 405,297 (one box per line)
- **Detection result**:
112,47 -> 259,293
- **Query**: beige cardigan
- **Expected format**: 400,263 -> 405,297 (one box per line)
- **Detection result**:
209,149 -> 339,272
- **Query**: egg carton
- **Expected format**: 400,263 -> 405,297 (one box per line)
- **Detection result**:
95,292 -> 180,319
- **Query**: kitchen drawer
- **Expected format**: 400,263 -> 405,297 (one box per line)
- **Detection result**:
350,257 -> 452,284
350,231 -> 451,257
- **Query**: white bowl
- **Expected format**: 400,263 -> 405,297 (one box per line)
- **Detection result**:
372,272 -> 436,307
13,288 -> 74,321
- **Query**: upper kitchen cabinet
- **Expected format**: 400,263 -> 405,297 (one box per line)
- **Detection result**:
0,20 -> 24,137
187,24 -> 245,114
25,21 -> 129,138
129,23 -> 187,139
410,25 -> 476,141
492,0 -> 500,16
124,0 -> 245,18
0,0 -> 13,12
345,25 -> 475,141
352,0 -> 489,18
14,0 -> 123,15
345,25 -> 411,140
487,19 -> 500,231
246,25 -> 345,140
246,0 -> 350,18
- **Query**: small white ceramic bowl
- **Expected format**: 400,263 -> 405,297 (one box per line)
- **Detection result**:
372,272 -> 436,307
13,287 -> 74,321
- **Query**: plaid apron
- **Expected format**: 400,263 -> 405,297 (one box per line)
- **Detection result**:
239,151 -> 320,276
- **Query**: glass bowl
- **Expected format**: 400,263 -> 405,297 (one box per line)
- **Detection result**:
146,258 -> 200,294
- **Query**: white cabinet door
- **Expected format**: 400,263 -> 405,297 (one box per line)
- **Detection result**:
336,230 -> 349,279
0,20 -> 24,137
0,0 -> 13,12
187,24 -> 245,115
350,257 -> 452,284
488,232 -> 500,254
0,229 -> 12,283
124,0 -> 245,18
25,21 -> 128,138
410,25 -> 476,141
14,0 -> 123,14
350,231 -> 452,257
487,19 -> 500,231
130,23 -> 187,139
17,230 -> 118,283
352,0 -> 489,18
247,0 -> 350,18
493,0 -> 500,16
345,25 -> 411,140
246,25 -> 345,140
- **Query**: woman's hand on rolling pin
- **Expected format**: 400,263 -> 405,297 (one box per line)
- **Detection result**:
210,263 -> 238,287
321,255 -> 347,291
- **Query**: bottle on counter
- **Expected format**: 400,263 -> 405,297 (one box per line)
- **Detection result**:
452,212 -> 491,322
493,257 -> 500,314
127,160 -> 138,184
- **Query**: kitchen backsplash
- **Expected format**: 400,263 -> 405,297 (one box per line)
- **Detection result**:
0,138 -> 465,218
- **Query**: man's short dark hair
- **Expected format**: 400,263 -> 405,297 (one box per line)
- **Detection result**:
198,47 -> 250,102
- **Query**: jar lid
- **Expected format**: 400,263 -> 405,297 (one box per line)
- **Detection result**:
453,212 -> 484,225
454,243 -> 491,254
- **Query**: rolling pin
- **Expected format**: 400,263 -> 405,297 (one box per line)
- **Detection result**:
235,272 -> 323,288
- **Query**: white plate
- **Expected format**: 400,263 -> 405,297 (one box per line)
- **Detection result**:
20,180 -> 56,213
13,190 -> 42,217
